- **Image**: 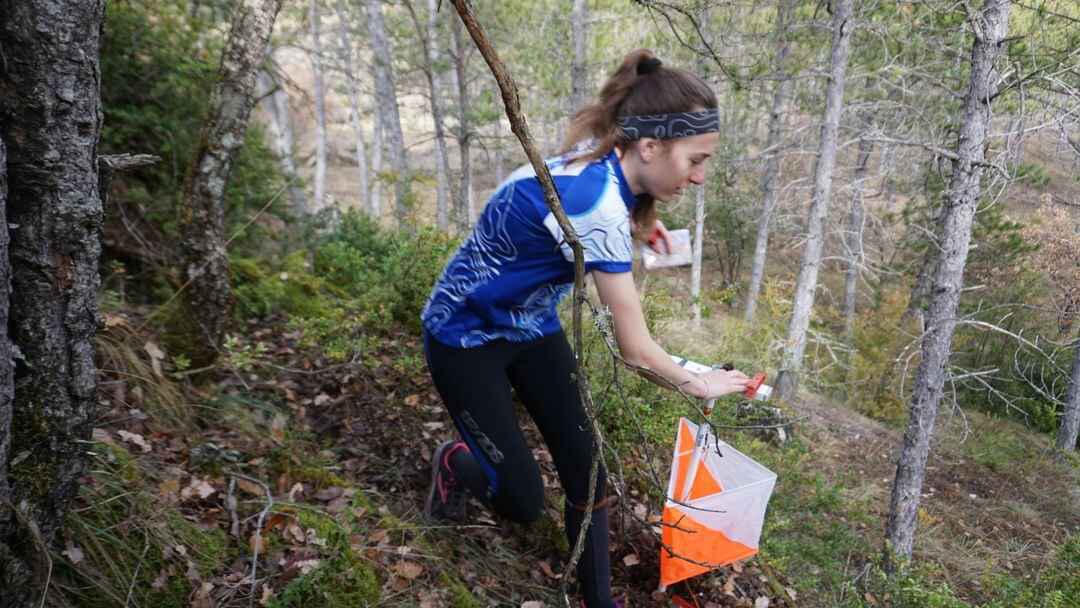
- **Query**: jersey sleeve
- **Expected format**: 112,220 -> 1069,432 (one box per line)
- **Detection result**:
541,173 -> 634,273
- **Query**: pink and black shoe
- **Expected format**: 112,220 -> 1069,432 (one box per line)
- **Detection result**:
425,440 -> 469,523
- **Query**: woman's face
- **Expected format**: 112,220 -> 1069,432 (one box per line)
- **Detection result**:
636,132 -> 719,202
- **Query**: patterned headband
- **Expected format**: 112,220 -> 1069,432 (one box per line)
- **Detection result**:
617,109 -> 720,141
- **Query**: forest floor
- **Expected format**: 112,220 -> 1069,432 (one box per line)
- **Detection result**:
62,294 -> 1080,607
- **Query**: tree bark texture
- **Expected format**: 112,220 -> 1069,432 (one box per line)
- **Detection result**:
692,183 -> 705,328
885,0 -> 1011,569
334,0 -> 371,213
843,137 -> 872,349
744,0 -> 793,325
364,0 -> 410,224
256,67 -> 308,216
372,103 -> 383,218
1054,336 -> 1080,452
177,0 -> 284,366
774,0 -> 853,400
0,135 -> 10,501
309,0 -> 328,210
0,0 -> 105,600
451,16 -> 474,230
570,0 -> 588,116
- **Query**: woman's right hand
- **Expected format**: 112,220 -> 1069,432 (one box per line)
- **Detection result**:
698,368 -> 750,400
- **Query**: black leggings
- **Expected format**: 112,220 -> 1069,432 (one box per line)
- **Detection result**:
424,330 -> 613,607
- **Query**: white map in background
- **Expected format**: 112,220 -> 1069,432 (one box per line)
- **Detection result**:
641,228 -> 693,270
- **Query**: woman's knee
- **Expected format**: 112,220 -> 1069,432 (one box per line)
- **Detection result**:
493,475 -> 545,523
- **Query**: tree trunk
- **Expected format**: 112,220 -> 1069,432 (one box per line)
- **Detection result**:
0,135 -> 10,501
451,15 -> 475,230
309,0 -> 328,210
843,136 -> 873,350
177,0 -> 284,366
0,0 -> 105,601
256,67 -> 308,216
405,0 -> 452,229
744,0 -> 793,325
334,0 -> 372,212
372,106 -> 383,219
570,0 -> 588,116
364,0 -> 410,224
1056,337 -> 1080,454
692,184 -> 706,328
774,0 -> 854,400
885,0 -> 1011,571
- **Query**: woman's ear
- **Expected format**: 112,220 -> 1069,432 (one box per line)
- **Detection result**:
637,137 -> 660,163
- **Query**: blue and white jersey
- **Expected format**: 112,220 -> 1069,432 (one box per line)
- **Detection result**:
422,149 -> 639,348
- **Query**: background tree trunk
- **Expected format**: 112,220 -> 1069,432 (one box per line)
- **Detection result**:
309,0 -> 328,210
451,16 -> 475,230
570,0 -> 588,116
843,136 -> 873,350
744,0 -> 793,324
1056,337 -> 1080,454
405,0 -> 452,229
0,0 -> 106,601
692,183 -> 706,328
0,134 -> 10,503
177,0 -> 284,366
256,67 -> 309,216
364,0 -> 410,224
774,0 -> 854,400
885,0 -> 1011,571
372,109 -> 383,218
334,0 -> 371,212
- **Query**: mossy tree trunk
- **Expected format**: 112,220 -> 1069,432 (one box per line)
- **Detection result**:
1055,337 -> 1080,454
177,0 -> 285,366
0,0 -> 106,602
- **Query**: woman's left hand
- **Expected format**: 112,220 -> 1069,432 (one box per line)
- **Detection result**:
648,219 -> 672,254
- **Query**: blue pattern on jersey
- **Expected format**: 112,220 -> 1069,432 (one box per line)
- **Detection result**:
422,150 -> 638,348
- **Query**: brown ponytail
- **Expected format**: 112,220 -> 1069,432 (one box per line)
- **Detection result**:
561,49 -> 718,236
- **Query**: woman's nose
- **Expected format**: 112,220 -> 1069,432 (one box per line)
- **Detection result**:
689,170 -> 705,185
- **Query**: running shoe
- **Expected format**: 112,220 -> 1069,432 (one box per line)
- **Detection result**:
425,440 -> 469,523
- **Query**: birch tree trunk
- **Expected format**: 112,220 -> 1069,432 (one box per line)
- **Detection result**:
177,0 -> 284,366
1056,338 -> 1080,454
885,0 -> 1012,571
570,0 -> 588,116
451,15 -> 475,230
843,136 -> 873,349
256,67 -> 308,216
406,0 -> 453,228
364,0 -> 410,224
334,0 -> 371,212
773,0 -> 853,400
309,0 -> 328,210
0,0 -> 105,601
744,0 -> 793,324
692,184 -> 706,328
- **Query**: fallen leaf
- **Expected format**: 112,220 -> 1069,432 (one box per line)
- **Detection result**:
314,393 -> 331,406
422,421 -> 445,431
724,578 -> 736,594
180,478 -> 216,501
259,584 -> 274,606
103,312 -> 126,328
755,597 -> 770,608
403,394 -> 421,407
116,430 -> 152,453
294,559 -> 320,575
269,413 -> 288,442
521,602 -> 546,608
538,560 -> 561,580
394,560 -> 425,579
62,545 -> 84,564
249,531 -> 269,554
236,477 -> 265,496
91,428 -> 111,443
144,341 -> 166,377
622,553 -> 640,567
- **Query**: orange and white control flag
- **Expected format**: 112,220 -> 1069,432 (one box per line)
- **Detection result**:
660,418 -> 777,587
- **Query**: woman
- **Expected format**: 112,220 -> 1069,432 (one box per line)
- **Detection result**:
421,49 -> 750,608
